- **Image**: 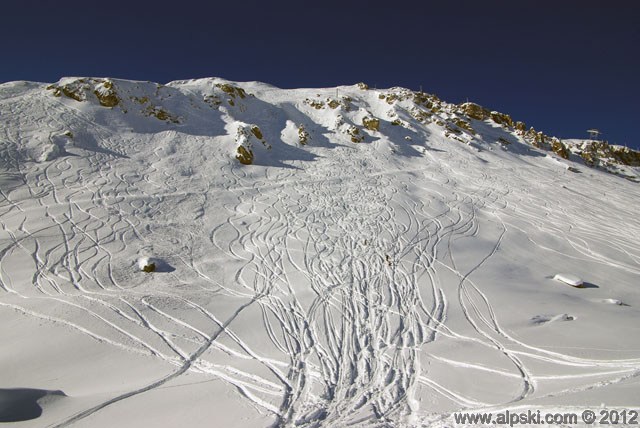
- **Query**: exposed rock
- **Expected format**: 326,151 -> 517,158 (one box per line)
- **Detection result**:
551,138 -> 570,159
142,263 -> 156,273
234,123 -> 270,164
526,127 -> 547,148
327,99 -> 340,109
47,78 -> 123,106
137,257 -> 158,272
298,124 -> 310,145
380,93 -> 400,105
215,83 -> 247,99
576,141 -> 608,166
340,96 -> 353,111
445,124 -> 461,135
304,98 -> 325,109
47,82 -> 86,102
573,140 -> 640,168
144,106 -> 179,123
236,145 -> 254,165
610,146 -> 640,166
410,107 -> 432,123
412,91 -> 436,109
453,118 -> 475,135
38,78 -> 638,180
460,102 -> 490,120
580,150 -> 596,166
362,116 -> 380,131
204,94 -> 222,107
490,111 -> 514,127
250,125 -> 263,140
347,126 -> 364,143
93,80 -> 119,107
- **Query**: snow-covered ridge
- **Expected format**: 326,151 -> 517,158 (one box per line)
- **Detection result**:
2,77 -> 637,181
1,77 -> 640,427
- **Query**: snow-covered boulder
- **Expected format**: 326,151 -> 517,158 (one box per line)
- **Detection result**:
137,257 -> 156,273
234,123 -> 270,165
554,273 -> 584,287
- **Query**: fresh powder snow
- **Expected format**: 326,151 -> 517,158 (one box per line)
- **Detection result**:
1,77 -> 639,427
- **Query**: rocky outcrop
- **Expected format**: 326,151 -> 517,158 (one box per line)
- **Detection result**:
304,96 -> 351,111
93,80 -> 119,107
445,124 -> 461,135
215,83 -> 247,99
610,146 -> 640,166
379,92 -> 403,105
526,127 -> 548,149
304,98 -> 325,109
571,141 -> 640,168
460,102 -> 490,120
551,138 -> 570,159
236,146 -> 254,165
490,111 -> 514,128
47,78 -> 122,107
347,126 -> 364,143
327,99 -> 340,109
413,91 -> 439,110
250,125 -> 263,140
453,118 -> 475,135
298,124 -> 310,145
458,103 -> 515,129
47,82 -> 85,102
215,83 -> 248,107
35,77 -> 638,180
144,105 -> 180,123
204,94 -> 222,107
362,116 -> 380,131
235,124 -> 270,165
410,107 -> 432,123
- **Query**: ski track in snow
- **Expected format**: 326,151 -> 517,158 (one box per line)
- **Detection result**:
1,82 -> 640,427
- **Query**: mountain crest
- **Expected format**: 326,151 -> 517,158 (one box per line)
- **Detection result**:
2,76 -> 638,181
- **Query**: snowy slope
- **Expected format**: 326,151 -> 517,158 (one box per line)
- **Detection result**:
1,77 -> 640,427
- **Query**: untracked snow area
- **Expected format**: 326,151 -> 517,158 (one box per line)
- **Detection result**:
1,78 -> 640,427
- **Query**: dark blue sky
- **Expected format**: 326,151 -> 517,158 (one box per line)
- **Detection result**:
2,1 -> 639,148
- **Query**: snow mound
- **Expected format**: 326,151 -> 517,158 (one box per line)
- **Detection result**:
553,273 -> 584,287
136,256 -> 174,273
